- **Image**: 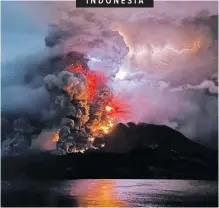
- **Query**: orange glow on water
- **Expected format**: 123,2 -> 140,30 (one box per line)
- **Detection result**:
77,180 -> 126,207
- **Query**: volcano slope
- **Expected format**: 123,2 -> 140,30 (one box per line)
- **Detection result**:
2,123 -> 218,180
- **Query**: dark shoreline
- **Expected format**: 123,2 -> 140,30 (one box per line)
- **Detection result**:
2,123 -> 218,181
2,146 -> 217,180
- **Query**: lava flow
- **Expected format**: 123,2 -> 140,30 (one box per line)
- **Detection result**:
49,60 -> 130,154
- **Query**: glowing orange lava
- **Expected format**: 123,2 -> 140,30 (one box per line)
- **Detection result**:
90,118 -> 115,136
51,129 -> 60,143
64,64 -> 130,140
106,97 -> 131,120
65,64 -> 107,101
105,105 -> 113,112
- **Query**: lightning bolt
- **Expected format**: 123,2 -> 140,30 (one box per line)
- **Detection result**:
152,40 -> 200,56
151,40 -> 201,66
132,40 -> 201,67
116,27 -> 201,67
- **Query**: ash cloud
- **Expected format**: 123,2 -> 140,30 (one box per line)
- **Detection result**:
31,129 -> 58,151
1,51 -> 98,156
44,7 -> 129,76
110,8 -> 218,148
1,1 -> 218,154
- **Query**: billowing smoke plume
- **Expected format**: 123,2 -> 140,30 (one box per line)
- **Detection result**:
2,51 -> 118,155
2,48 -> 123,156
1,2 -> 218,155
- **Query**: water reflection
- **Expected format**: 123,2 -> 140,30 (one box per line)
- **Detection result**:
64,179 -> 218,207
2,180 -> 218,207
70,180 -> 127,207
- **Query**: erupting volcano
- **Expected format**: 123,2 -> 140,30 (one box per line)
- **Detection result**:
1,1 -> 217,158
1,2 -> 218,207
42,52 -> 130,154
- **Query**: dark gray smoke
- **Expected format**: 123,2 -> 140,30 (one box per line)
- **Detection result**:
1,2 -> 218,155
1,50 -> 98,156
